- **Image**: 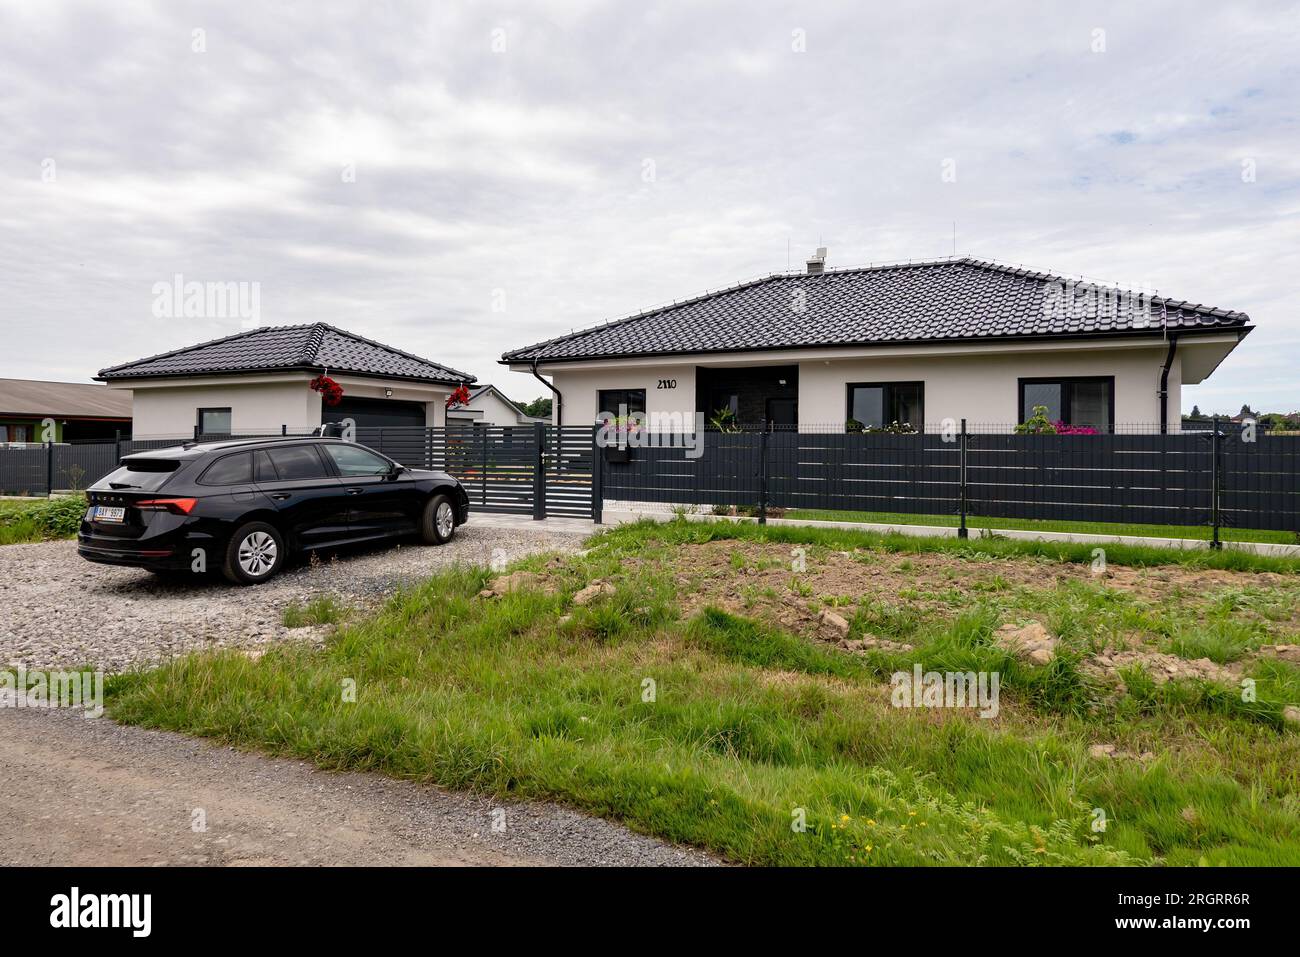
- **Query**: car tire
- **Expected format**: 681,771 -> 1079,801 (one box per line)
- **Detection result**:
222,521 -> 286,585
420,493 -> 456,545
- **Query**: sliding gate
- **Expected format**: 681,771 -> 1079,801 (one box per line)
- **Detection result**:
355,424 -> 594,519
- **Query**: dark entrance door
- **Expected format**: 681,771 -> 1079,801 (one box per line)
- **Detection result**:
766,398 -> 798,429
324,396 -> 426,428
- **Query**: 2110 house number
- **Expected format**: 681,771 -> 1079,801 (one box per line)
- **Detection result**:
657,379 -> 676,389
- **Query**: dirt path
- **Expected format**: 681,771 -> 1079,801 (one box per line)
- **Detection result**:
0,704 -> 717,868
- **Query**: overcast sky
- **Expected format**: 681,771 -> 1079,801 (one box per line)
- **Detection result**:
2,0 -> 1297,413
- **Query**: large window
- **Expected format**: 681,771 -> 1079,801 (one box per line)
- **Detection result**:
846,382 -> 924,431
596,389 -> 647,423
197,407 -> 232,434
1019,377 -> 1113,430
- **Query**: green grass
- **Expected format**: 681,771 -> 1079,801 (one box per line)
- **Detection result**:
784,508 -> 1299,546
282,596 -> 349,628
106,519 -> 1300,866
0,495 -> 85,545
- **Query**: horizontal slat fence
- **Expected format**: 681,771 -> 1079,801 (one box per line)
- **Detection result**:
4,424 -> 1298,539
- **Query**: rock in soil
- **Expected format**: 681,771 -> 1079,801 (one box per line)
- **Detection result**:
995,622 -> 1057,665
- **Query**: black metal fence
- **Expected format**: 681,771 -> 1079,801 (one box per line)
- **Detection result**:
3,420 -> 1298,542
0,425 -> 596,521
598,420 -> 1300,542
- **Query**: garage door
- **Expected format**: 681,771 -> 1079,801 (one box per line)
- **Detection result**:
323,396 -> 426,428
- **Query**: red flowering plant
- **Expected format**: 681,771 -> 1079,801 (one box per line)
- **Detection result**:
310,374 -> 344,407
1052,420 -> 1099,435
446,384 -> 472,409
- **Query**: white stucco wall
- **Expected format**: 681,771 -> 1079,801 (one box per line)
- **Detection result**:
125,378 -> 319,437
541,342 -> 1186,430
798,346 -> 1181,429
549,366 -> 698,427
117,373 -> 452,436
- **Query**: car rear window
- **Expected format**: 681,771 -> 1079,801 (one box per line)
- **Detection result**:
199,452 -> 253,486
265,445 -> 330,481
97,459 -> 181,492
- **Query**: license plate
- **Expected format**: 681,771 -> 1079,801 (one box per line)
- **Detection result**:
93,506 -> 126,523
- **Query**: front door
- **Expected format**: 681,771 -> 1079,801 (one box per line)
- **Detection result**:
766,398 -> 798,429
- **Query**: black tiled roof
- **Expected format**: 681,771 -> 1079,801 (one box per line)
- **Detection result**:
97,323 -> 474,385
502,258 -> 1251,363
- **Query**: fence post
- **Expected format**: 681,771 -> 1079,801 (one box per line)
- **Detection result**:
193,424 -> 200,441
1210,417 -> 1223,550
591,423 -> 603,524
533,421 -> 546,520
114,430 -> 122,465
958,418 -> 969,539
757,429 -> 768,525
45,440 -> 54,498
281,423 -> 287,436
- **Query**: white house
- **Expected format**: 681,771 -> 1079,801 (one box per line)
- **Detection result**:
97,323 -> 474,437
446,384 -> 547,427
502,255 -> 1252,433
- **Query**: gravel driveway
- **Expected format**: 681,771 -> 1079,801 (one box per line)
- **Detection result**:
0,523 -> 586,673
0,705 -> 717,867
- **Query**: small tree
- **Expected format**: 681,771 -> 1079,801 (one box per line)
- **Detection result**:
709,406 -> 740,433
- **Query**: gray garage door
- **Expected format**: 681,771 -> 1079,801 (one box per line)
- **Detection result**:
323,396 -> 426,429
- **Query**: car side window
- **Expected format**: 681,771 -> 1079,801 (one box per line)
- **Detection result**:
265,445 -> 330,481
322,444 -> 392,477
254,450 -> 279,482
199,452 -> 253,486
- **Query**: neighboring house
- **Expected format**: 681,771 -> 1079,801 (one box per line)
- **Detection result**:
446,384 -> 548,426
97,323 -> 474,437
0,377 -> 133,445
501,255 -> 1252,432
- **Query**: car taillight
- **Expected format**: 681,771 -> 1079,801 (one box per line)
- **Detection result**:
135,498 -> 198,515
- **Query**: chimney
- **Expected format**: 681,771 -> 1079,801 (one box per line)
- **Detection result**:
805,247 -> 827,275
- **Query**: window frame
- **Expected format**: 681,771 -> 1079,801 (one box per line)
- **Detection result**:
196,407 -> 233,435
1017,376 -> 1115,430
596,388 -> 648,423
845,381 -> 925,430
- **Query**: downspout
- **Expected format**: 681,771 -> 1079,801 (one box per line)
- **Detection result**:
1158,334 -> 1178,434
530,358 -> 561,426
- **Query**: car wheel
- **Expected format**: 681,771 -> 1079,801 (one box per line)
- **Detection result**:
222,521 -> 285,585
420,494 -> 456,545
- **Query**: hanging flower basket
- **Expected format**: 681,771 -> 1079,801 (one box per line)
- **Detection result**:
310,374 -> 344,407
446,384 -> 472,409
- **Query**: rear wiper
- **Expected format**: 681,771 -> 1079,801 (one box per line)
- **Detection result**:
108,482 -> 140,489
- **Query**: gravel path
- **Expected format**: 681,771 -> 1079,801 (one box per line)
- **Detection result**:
0,705 -> 718,867
0,524 -> 585,673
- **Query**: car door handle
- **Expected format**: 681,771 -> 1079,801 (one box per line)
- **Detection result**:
269,492 -> 291,501
346,487 -> 364,495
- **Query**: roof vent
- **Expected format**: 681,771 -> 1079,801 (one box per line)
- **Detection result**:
806,247 -> 827,275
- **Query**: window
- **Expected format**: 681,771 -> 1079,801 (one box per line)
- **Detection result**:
1019,377 -> 1113,430
253,450 -> 279,483
197,408 -> 232,434
596,389 -> 647,423
199,452 -> 253,485
6,425 -> 29,443
846,382 -> 924,431
322,443 -> 392,476
100,458 -> 180,492
265,444 -> 330,481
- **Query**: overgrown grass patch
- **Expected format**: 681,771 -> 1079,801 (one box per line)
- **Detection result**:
0,495 -> 85,545
106,520 -> 1300,866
